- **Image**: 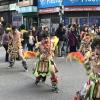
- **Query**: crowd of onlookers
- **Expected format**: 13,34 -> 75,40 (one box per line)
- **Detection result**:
0,22 -> 100,62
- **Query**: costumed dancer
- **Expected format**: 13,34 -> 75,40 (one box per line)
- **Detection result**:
33,33 -> 59,92
79,33 -> 93,56
7,26 -> 28,71
66,33 -> 92,64
74,36 -> 100,100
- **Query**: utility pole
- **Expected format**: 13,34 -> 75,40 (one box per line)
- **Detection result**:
59,0 -> 64,23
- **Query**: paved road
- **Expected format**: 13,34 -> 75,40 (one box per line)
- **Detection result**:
0,47 -> 5,63
0,47 -> 87,100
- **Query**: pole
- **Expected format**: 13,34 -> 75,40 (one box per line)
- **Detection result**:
88,12 -> 89,26
38,14 -> 40,27
59,0 -> 64,23
50,13 -> 52,33
60,14 -> 62,23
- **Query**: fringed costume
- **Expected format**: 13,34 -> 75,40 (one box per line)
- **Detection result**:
33,35 -> 59,92
74,36 -> 100,100
79,33 -> 92,55
7,28 -> 27,71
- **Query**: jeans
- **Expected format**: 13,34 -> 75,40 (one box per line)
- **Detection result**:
3,44 -> 9,61
58,41 -> 64,56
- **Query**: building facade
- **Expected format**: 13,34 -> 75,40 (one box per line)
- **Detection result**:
64,0 -> 100,26
17,0 -> 38,29
38,0 -> 100,32
1,0 -> 100,29
38,0 -> 62,32
0,0 -> 18,26
0,0 -> 38,29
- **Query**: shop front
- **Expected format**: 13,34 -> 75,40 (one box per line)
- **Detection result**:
17,0 -> 38,29
38,0 -> 62,32
63,0 -> 100,26
17,6 -> 38,29
38,0 -> 100,32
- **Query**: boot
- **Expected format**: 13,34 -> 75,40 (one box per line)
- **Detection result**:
8,60 -> 15,68
22,61 -> 28,71
51,76 -> 58,93
52,84 -> 59,93
35,76 -> 41,85
42,76 -> 47,83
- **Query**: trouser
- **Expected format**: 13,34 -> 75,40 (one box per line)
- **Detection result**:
9,48 -> 27,70
3,44 -> 9,61
28,44 -> 34,51
35,71 -> 58,87
69,45 -> 77,52
58,41 -> 64,56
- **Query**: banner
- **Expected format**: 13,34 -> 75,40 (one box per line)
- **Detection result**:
38,0 -> 62,8
64,0 -> 100,6
17,0 -> 33,7
18,6 -> 37,13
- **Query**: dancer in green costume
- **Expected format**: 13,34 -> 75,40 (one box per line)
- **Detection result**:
33,33 -> 59,92
75,36 -> 100,100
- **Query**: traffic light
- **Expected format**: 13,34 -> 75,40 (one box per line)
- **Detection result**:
59,5 -> 64,16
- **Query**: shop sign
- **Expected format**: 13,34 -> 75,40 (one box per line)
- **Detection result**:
0,5 -> 9,11
39,7 -> 59,14
64,6 -> 100,11
64,0 -> 100,6
17,0 -> 33,7
9,3 -> 19,11
18,6 -> 37,13
38,0 -> 62,8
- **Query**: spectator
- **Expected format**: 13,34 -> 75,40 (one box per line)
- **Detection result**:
2,28 -> 10,62
67,25 -> 78,52
80,26 -> 89,39
55,23 -> 65,57
27,30 -> 35,51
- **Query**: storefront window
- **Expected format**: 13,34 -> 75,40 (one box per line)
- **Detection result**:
51,16 -> 59,23
79,18 -> 88,26
89,17 -> 100,26
70,17 -> 78,24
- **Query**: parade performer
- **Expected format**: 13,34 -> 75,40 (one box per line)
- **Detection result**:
33,33 -> 59,92
74,36 -> 100,100
67,33 -> 93,64
7,26 -> 28,71
79,33 -> 92,55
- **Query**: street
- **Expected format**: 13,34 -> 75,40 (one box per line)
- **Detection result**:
0,47 -> 87,100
